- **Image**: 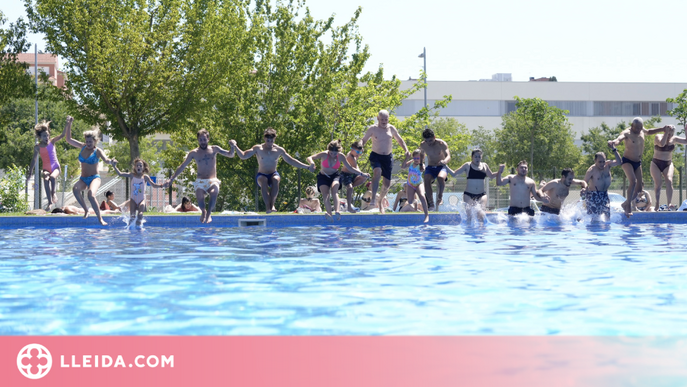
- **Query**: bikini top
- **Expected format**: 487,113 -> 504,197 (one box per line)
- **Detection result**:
654,143 -> 675,152
467,164 -> 487,180
78,146 -> 100,164
322,156 -> 341,169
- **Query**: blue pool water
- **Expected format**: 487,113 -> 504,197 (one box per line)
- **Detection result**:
1,221 -> 687,335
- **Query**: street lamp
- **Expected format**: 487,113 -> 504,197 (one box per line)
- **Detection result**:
418,47 -> 427,110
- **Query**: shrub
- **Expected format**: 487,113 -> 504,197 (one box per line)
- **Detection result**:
0,164 -> 30,212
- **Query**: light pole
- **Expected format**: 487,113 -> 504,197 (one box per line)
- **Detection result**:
418,47 -> 427,109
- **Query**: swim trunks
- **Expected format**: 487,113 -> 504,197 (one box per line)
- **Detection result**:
621,157 -> 641,171
508,206 -> 535,216
317,172 -> 341,192
540,205 -> 560,215
425,165 -> 448,182
256,171 -> 280,188
80,174 -> 100,186
340,171 -> 357,187
193,178 -> 221,193
463,191 -> 485,201
586,190 -> 610,218
652,158 -> 672,173
369,151 -> 393,181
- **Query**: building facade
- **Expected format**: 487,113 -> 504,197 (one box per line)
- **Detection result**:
16,52 -> 66,88
395,80 -> 687,137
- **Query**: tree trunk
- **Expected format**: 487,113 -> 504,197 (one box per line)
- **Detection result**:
128,131 -> 140,165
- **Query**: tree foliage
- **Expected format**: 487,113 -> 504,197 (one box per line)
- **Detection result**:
0,11 -> 34,124
25,0 -> 252,163
493,96 -> 581,179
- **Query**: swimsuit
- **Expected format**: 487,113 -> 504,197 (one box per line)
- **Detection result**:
540,205 -> 560,215
340,172 -> 357,186
131,176 -> 146,205
39,142 -> 60,173
621,157 -> 641,171
321,156 -> 341,169
407,163 -> 423,188
508,206 -> 535,216
369,151 -> 393,181
586,191 -> 610,218
192,178 -> 221,193
317,172 -> 341,192
425,165 -> 448,182
78,146 -> 100,186
655,143 -> 675,152
464,192 -> 485,201
652,158 -> 672,173
100,201 -> 110,211
256,171 -> 280,188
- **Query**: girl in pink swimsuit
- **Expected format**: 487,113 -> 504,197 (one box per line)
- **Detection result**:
27,118 -> 70,209
400,149 -> 429,223
111,157 -> 168,226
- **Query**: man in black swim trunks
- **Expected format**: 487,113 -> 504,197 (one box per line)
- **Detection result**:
496,160 -> 549,216
539,168 -> 587,215
419,128 -> 450,211
362,110 -> 411,210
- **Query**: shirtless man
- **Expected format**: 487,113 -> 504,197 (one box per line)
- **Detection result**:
539,168 -> 588,215
340,140 -> 369,213
361,110 -> 410,209
168,129 -> 234,223
419,128 -> 450,211
496,160 -> 549,216
607,118 -> 668,216
583,149 -> 622,219
230,128 -> 315,214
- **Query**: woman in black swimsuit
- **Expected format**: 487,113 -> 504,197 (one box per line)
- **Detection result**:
446,149 -> 498,221
650,125 -> 687,211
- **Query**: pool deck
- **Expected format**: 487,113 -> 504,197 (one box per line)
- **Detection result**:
1,211 -> 686,228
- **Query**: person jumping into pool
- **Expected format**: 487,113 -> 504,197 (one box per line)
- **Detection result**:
340,140 -> 369,213
445,148 -> 498,222
607,118 -> 669,216
168,129 -> 235,223
230,128 -> 315,214
583,149 -> 622,219
65,123 -> 116,226
111,157 -> 168,227
307,139 -> 370,221
496,161 -> 549,216
539,168 -> 588,215
650,124 -> 687,211
400,148 -> 430,223
362,110 -> 411,211
26,117 -> 70,210
419,128 -> 450,211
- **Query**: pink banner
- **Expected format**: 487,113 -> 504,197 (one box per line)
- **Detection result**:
3,336 -> 687,386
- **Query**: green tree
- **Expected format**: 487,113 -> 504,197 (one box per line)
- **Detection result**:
25,0 -> 252,163
105,135 -> 164,176
494,96 -> 581,179
667,90 -> 687,179
163,3 -> 449,211
401,116 -> 471,169
0,164 -> 30,212
0,11 -> 34,124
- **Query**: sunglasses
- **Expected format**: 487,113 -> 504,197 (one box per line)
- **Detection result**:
353,148 -> 363,154
413,157 -> 421,160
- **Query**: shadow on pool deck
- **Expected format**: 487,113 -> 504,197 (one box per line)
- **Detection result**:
1,211 -> 686,228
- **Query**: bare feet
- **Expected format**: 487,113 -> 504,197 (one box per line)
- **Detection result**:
83,210 -> 89,219
369,200 -> 377,208
335,212 -> 341,221
206,213 -> 213,223
271,207 -> 277,212
423,214 -> 429,223
98,216 -> 108,226
379,201 -> 385,214
325,212 -> 333,222
200,209 -> 206,223
266,208 -> 272,214
621,201 -> 633,218
347,207 -> 358,214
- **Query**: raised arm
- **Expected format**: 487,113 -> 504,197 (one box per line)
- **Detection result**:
64,120 -> 83,149
213,145 -> 234,159
110,160 -> 133,178
484,164 -> 499,179
495,164 -> 509,186
400,153 -> 413,169
51,116 -> 72,144
645,126 -> 668,136
169,151 -> 195,182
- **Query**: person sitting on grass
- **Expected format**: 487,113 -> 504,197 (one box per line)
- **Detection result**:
176,196 -> 201,213
298,186 -> 322,213
100,191 -> 121,212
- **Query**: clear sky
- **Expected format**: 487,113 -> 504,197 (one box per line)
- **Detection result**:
4,0 -> 686,83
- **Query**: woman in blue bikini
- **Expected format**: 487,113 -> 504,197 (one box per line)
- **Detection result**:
65,124 -> 116,226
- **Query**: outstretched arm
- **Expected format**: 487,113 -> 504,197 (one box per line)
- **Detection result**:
400,153 -> 413,169
214,145 -> 234,159
572,179 -> 588,189
96,148 -> 115,166
608,130 -> 628,149
233,143 -> 256,160
169,151 -> 195,182
339,153 -> 369,177
280,148 -> 312,170
495,164 -> 509,186
448,162 -> 470,178
144,174 -> 167,188
645,126 -> 668,136
390,126 -> 410,156
110,160 -> 133,178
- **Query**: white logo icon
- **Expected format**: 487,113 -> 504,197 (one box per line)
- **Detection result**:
17,344 -> 52,379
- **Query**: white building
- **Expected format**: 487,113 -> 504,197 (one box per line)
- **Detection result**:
395,80 -> 687,138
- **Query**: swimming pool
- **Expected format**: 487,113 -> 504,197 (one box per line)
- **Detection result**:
1,221 -> 687,335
